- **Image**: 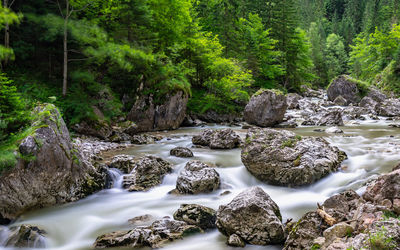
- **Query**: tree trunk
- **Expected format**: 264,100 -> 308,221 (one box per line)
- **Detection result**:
62,0 -> 69,97
4,0 -> 10,65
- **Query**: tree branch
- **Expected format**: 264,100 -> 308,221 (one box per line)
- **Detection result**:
68,56 -> 94,62
56,0 -> 64,18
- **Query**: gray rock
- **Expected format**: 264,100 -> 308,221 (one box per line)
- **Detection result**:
227,234 -> 246,247
108,132 -> 131,143
4,225 -> 46,248
323,223 -> 354,245
379,99 -> 400,117
176,161 -> 220,194
327,75 -> 361,104
173,204 -> 216,230
363,169 -> 400,207
93,217 -> 202,249
325,127 -> 343,134
192,129 -> 241,149
0,104 -> 105,221
360,96 -> 380,114
73,120 -> 113,139
127,91 -> 188,132
286,93 -> 301,109
317,110 -> 344,126
244,89 -> 287,127
109,155 -> 135,174
216,187 -> 285,245
241,128 -> 347,186
367,87 -> 387,103
275,120 -> 298,128
170,147 -> 194,158
122,155 -> 172,191
333,95 -> 347,106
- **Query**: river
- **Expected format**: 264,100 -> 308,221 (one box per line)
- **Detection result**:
1,118 -> 400,250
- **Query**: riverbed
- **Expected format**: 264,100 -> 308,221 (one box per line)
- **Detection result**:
2,119 -> 400,250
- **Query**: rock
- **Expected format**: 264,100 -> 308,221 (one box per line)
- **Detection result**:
227,234 -> 246,247
283,211 -> 326,250
244,89 -> 287,127
3,225 -> 46,248
176,161 -> 220,194
322,190 -> 360,222
73,120 -> 113,140
241,128 -> 347,186
363,169 -> 400,206
108,132 -> 131,143
323,223 -> 354,245
286,93 -> 301,109
122,155 -> 172,191
317,110 -> 344,126
109,155 -> 135,174
327,75 -> 361,104
275,120 -> 298,128
192,129 -> 241,149
325,127 -> 343,133
359,96 -> 380,114
192,110 -> 241,123
367,87 -> 387,103
379,98 -> 400,117
333,95 -> 347,106
173,204 -> 216,230
127,91 -> 188,132
209,129 -> 241,149
128,214 -> 154,226
93,217 -> 202,249
0,104 -> 105,221
216,187 -> 285,245
131,134 -> 154,144
170,147 -> 194,158
301,85 -> 324,98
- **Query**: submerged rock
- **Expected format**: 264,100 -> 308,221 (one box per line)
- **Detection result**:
3,225 -> 46,248
175,161 -> 220,194
122,155 -> 172,191
244,89 -> 287,127
170,147 -> 194,158
327,75 -> 361,104
93,217 -> 202,249
241,128 -> 346,186
192,129 -> 241,149
173,204 -> 216,230
0,104 -> 105,221
216,187 -> 285,245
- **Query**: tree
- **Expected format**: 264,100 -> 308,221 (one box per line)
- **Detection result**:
0,4 -> 20,63
309,22 -> 328,85
325,33 -> 348,81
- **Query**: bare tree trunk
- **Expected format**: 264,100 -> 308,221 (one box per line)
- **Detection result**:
4,0 -> 10,65
62,0 -> 69,97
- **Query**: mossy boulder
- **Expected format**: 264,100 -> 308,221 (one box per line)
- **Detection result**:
327,75 -> 369,105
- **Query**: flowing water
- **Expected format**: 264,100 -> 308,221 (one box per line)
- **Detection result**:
2,119 -> 400,250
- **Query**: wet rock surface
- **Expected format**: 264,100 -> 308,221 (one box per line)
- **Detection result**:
170,147 -> 194,158
175,161 -> 220,194
0,224 -> 46,248
327,75 -> 361,104
241,128 -> 346,186
122,155 -> 172,191
192,128 -> 241,149
173,204 -> 216,230
109,155 -> 135,174
93,217 -> 202,249
216,187 -> 285,246
244,89 -> 287,127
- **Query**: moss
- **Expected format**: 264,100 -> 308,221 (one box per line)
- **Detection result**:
293,155 -> 301,166
311,244 -> 321,250
281,136 -> 302,149
327,75 -> 370,98
254,88 -> 284,97
367,226 -> 397,249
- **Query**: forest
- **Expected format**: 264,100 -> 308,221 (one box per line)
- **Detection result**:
1,0 -> 400,167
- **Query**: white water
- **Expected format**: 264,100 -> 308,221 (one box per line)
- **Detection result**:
2,121 -> 400,250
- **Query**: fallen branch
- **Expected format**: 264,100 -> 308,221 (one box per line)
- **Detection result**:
317,203 -> 337,226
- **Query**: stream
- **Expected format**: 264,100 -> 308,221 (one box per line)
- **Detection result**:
2,118 -> 400,250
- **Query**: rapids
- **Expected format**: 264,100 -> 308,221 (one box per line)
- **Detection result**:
2,119 -> 400,250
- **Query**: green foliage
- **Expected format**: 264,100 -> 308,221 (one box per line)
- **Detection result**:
325,33 -> 348,82
368,226 -> 397,250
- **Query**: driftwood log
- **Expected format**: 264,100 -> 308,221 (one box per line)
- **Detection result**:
317,203 -> 337,226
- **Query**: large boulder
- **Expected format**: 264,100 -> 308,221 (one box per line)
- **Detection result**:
244,89 -> 287,127
216,187 -> 285,245
327,75 -> 362,105
127,91 -> 188,132
0,104 -> 105,221
241,128 -> 346,186
122,155 -> 172,192
93,217 -> 202,249
176,161 -> 220,194
173,204 -> 216,230
192,129 -> 241,149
